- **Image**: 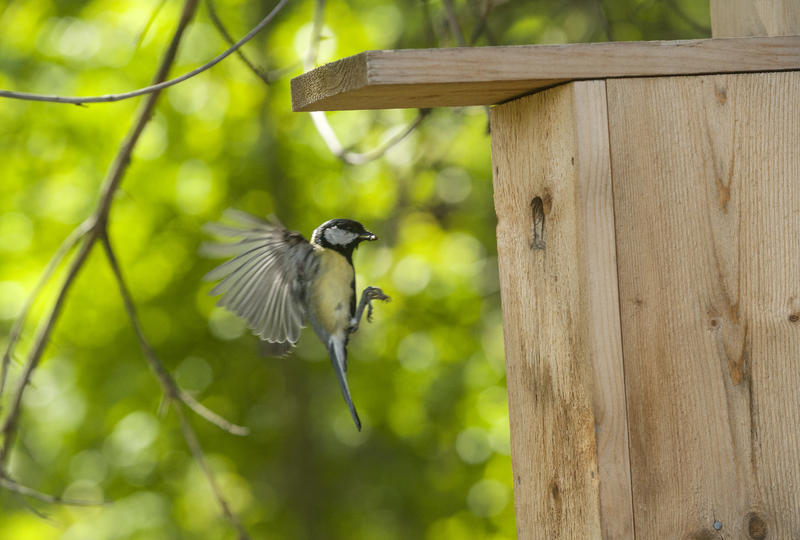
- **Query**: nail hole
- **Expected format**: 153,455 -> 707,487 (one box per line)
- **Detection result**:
531,196 -> 546,250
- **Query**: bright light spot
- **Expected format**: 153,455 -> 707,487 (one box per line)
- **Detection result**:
0,281 -> 26,319
477,385 -> 508,423
70,449 -> 109,483
0,212 -> 33,252
169,80 -> 209,115
175,159 -> 216,215
467,479 -> 509,517
364,5 -> 403,47
456,427 -> 492,464
293,23 -> 337,65
40,183 -> 89,224
107,411 -> 160,466
435,167 -> 472,204
208,307 -> 246,340
489,420 -> 511,456
392,255 -> 430,295
175,356 -> 213,393
57,18 -> 101,59
133,121 -> 168,160
440,233 -> 484,277
397,332 -> 435,372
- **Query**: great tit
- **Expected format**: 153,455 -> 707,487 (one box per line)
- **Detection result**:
202,210 -> 389,431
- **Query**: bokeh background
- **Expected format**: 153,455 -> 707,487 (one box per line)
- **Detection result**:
0,1 -> 708,538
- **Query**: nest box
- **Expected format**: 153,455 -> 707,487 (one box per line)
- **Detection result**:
291,3 -> 800,538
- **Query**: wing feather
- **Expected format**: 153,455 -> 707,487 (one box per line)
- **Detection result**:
203,211 -> 316,344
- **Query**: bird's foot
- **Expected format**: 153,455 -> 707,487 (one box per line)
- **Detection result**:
349,286 -> 390,333
364,287 -> 390,322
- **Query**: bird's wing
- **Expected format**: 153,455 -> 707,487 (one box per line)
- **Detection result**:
327,334 -> 361,431
202,209 -> 318,344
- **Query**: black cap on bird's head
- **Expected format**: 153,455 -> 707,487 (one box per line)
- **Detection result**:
311,219 -> 377,257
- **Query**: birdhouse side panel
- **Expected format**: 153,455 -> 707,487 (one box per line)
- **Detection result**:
491,80 -> 633,539
608,70 -> 800,539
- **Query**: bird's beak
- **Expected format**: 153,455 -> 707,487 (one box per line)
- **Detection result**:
360,230 -> 377,241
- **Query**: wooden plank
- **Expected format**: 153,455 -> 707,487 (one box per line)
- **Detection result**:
291,35 -> 800,111
711,0 -> 800,37
491,80 -> 633,539
607,71 -> 800,538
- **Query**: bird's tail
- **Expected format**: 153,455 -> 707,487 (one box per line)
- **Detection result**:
328,336 -> 361,431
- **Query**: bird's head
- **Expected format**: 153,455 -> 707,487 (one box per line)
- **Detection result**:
311,219 -> 377,256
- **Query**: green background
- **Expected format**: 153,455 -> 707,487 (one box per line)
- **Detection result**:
0,1 -> 708,538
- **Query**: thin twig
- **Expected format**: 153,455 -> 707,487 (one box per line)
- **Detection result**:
179,390 -> 249,436
0,218 -> 93,404
441,0 -> 467,46
205,0 -> 272,85
309,109 -> 430,165
289,0 -> 429,165
0,474 -> 107,506
468,0 -> 495,46
174,403 -> 249,540
596,0 -> 615,41
0,0 -> 288,105
0,233 -> 96,468
133,0 -> 169,52
1,2 -> 252,536
305,0 -> 326,69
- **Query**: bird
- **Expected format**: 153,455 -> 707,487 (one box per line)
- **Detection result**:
202,209 -> 389,431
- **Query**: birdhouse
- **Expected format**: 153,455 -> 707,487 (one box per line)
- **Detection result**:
291,3 -> 800,538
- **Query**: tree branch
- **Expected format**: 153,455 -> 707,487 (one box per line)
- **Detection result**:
205,0 -> 273,85
0,473 -> 107,507
0,0 -> 288,105
0,219 -> 92,405
100,233 -> 248,436
174,401 -> 249,540
441,0 -> 467,46
283,0 -> 430,165
1,2 -> 253,536
2,0 -> 201,469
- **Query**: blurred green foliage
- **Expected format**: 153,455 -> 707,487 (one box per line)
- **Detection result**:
0,0 -> 708,538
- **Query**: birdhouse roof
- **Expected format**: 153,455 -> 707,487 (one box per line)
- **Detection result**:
291,35 -> 800,111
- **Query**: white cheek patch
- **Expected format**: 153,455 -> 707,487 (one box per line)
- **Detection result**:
324,227 -> 359,246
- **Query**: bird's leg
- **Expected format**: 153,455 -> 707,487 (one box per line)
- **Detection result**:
348,286 -> 390,334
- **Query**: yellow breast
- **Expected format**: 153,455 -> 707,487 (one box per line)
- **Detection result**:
310,247 -> 354,335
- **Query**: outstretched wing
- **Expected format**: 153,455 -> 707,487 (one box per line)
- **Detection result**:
202,210 -> 317,344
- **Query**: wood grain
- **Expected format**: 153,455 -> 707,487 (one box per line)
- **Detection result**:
607,71 -> 800,538
491,80 -> 633,539
291,35 -> 800,111
711,0 -> 800,37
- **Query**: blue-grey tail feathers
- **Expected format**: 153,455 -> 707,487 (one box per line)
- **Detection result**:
328,338 -> 361,431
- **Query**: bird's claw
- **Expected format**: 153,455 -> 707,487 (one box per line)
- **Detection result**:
349,287 -> 390,333
364,287 -> 390,322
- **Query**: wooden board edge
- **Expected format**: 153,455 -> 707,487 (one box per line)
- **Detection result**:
571,80 -> 636,539
291,36 -> 800,112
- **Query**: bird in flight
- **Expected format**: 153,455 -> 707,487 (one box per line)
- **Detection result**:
203,210 -> 389,430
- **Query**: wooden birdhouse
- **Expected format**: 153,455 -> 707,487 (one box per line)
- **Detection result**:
291,3 -> 800,538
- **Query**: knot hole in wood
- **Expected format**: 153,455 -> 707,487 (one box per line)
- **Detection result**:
530,196 -> 546,250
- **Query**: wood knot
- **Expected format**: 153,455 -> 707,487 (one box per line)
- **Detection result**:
548,479 -> 562,515
715,85 -> 727,104
789,312 -> 800,324
748,513 -> 767,539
